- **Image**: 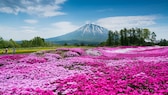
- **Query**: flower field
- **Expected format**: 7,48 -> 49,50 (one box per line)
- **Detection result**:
0,46 -> 168,95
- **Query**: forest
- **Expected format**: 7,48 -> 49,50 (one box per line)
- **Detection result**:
104,28 -> 157,46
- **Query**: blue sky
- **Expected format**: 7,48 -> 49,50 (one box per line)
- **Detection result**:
0,0 -> 168,40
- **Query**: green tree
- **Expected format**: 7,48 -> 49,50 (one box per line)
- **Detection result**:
64,43 -> 68,46
9,39 -> 19,47
114,31 -> 120,46
136,28 -> 144,45
143,28 -> 151,41
151,32 -> 156,45
80,42 -> 85,46
106,31 -> 112,46
21,40 -> 31,47
31,37 -> 45,47
123,28 -> 129,45
111,31 -> 115,46
159,39 -> 168,46
132,28 -> 136,45
0,37 -> 4,48
120,29 -> 124,45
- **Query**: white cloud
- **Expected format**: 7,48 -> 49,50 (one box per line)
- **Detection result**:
24,19 -> 38,24
0,26 -> 36,40
0,21 -> 79,40
52,21 -> 78,34
23,21 -> 79,39
21,26 -> 37,33
148,26 -> 168,40
21,26 -> 35,29
55,0 -> 67,4
0,7 -> 18,15
0,0 -> 67,17
96,16 -> 157,30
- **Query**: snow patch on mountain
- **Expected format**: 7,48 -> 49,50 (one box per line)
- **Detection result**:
78,24 -> 108,36
46,24 -> 109,44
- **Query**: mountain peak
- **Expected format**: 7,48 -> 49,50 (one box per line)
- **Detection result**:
78,24 -> 108,35
46,24 -> 109,44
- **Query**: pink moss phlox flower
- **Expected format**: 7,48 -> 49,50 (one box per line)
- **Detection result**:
57,48 -> 85,56
0,46 -> 168,94
64,51 -> 80,57
19,55 -> 46,64
44,53 -> 62,61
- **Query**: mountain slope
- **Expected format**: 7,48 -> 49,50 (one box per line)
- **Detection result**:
46,24 -> 109,44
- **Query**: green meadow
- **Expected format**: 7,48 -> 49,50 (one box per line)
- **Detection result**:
0,46 -> 92,54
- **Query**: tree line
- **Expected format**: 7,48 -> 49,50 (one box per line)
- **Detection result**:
0,36 -> 54,48
1,27 -> 168,48
21,37 -> 53,47
158,39 -> 168,46
103,28 -> 157,46
0,37 -> 19,48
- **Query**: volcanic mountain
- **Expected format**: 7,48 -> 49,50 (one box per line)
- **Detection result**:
46,24 -> 109,45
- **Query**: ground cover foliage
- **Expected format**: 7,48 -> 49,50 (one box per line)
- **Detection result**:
0,46 -> 168,95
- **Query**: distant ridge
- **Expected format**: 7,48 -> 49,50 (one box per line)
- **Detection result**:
46,24 -> 109,45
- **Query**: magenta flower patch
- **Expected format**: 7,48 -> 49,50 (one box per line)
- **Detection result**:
0,46 -> 168,95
